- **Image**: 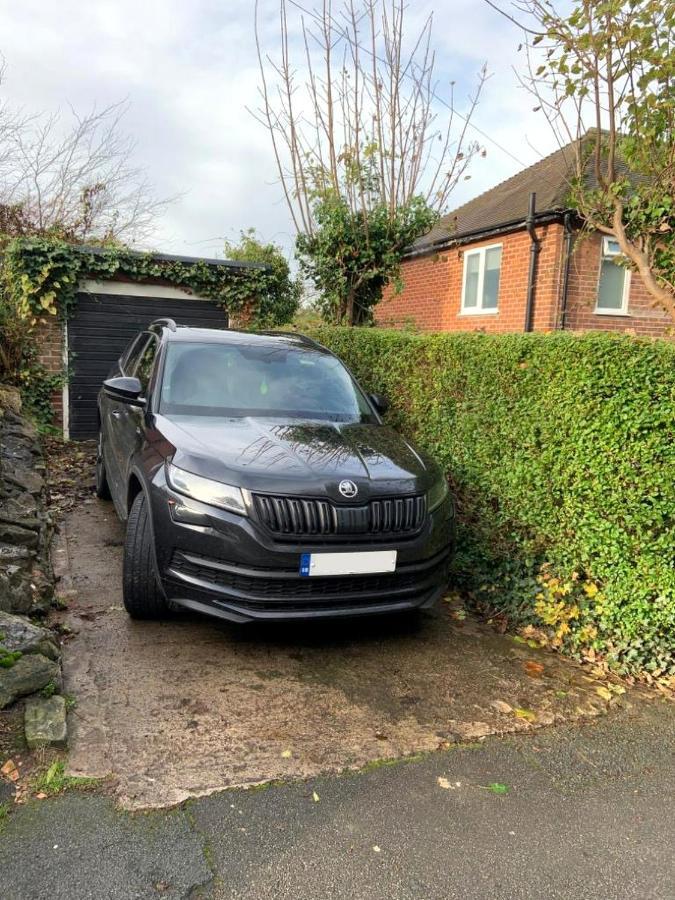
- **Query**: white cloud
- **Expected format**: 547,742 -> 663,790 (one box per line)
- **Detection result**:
0,0 -> 560,258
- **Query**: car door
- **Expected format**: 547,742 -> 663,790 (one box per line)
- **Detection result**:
101,333 -> 150,507
111,333 -> 160,515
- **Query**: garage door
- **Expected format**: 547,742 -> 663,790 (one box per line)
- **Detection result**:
67,288 -> 229,440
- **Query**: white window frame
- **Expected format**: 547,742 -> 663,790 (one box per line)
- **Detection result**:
460,243 -> 502,315
595,236 -> 631,316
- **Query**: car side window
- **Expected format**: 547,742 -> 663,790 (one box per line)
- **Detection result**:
135,336 -> 159,392
121,334 -> 149,375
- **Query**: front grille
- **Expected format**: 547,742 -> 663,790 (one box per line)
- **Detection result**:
167,549 -> 448,613
253,493 -> 427,538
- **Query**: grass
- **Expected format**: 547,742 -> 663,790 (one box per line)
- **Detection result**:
32,760 -> 99,797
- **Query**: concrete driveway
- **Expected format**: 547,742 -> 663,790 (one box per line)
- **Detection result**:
53,497 -> 643,810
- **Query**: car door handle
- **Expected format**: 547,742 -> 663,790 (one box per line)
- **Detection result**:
111,410 -> 122,419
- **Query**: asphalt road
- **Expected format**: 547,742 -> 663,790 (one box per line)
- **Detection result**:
2,699 -> 674,900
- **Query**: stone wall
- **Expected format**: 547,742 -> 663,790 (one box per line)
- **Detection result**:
0,386 -> 63,719
0,386 -> 53,615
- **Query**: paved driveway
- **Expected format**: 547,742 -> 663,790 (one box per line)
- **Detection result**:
56,500 -> 641,809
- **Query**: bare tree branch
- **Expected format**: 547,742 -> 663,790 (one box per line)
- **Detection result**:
253,0 -> 486,232
0,80 -> 170,245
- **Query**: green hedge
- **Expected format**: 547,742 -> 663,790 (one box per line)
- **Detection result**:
310,326 -> 675,679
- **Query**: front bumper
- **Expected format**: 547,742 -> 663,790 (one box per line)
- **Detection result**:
148,478 -> 454,623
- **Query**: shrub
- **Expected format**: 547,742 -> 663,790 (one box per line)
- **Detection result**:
310,326 -> 675,679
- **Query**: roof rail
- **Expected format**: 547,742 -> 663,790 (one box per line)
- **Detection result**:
150,317 -> 177,332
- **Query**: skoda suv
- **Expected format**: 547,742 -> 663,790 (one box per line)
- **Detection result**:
96,320 -> 454,623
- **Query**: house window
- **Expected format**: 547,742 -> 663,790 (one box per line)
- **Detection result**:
461,244 -> 502,313
596,236 -> 630,314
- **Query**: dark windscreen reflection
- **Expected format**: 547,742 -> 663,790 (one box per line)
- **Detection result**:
159,342 -> 376,423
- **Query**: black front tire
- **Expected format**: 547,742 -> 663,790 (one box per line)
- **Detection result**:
123,492 -> 168,619
95,432 -> 111,500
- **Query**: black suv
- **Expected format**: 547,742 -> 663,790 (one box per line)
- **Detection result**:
96,320 -> 453,623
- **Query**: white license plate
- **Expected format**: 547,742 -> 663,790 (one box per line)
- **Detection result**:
299,550 -> 397,577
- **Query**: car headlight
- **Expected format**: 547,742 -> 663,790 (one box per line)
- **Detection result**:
428,477 -> 449,512
166,463 -> 249,516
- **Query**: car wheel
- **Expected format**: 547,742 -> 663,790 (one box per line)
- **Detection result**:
123,492 -> 168,619
95,432 -> 112,500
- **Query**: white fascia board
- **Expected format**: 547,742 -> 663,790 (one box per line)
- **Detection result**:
79,280 -> 214,302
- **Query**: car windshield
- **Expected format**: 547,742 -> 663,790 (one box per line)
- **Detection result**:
159,341 -> 377,423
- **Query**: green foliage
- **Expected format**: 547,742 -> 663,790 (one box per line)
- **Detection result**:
0,648 -> 22,668
223,228 -> 302,326
32,760 -> 99,796
297,193 -> 438,325
310,326 -> 675,679
40,680 -> 57,699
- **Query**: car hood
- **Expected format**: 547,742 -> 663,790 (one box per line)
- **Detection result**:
156,414 -> 438,501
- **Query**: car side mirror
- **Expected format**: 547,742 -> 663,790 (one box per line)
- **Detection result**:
103,376 -> 145,406
369,393 -> 389,416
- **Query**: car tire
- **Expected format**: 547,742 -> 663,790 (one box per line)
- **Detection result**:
95,432 -> 112,500
123,492 -> 168,619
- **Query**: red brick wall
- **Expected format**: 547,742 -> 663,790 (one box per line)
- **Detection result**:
34,316 -> 65,429
564,232 -> 672,337
378,224 -> 672,337
377,224 -> 565,333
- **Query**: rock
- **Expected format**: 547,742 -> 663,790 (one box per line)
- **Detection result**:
4,413 -> 38,441
0,653 -> 59,708
0,610 -> 60,659
0,522 -> 39,549
3,464 -> 44,496
455,721 -> 494,740
0,385 -> 21,415
24,695 -> 68,749
1,433 -> 41,465
0,544 -> 32,564
0,492 -> 40,528
0,565 -> 36,614
0,774 -> 15,805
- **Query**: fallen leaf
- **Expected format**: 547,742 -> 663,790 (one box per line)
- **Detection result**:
490,700 -> 513,714
514,708 -> 537,723
487,782 -> 509,795
1,759 -> 19,781
523,661 -> 545,677
281,749 -> 292,759
36,792 -> 47,800
595,686 -> 612,701
437,777 -> 451,789
312,791 -> 320,802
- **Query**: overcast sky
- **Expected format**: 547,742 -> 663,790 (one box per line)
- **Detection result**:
0,0 -> 558,261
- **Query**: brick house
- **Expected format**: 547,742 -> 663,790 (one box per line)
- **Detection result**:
377,139 -> 671,337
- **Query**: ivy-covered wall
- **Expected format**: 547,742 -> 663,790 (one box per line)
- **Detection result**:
0,238 -> 281,429
310,326 -> 675,683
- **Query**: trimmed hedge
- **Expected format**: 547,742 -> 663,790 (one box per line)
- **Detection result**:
310,326 -> 675,679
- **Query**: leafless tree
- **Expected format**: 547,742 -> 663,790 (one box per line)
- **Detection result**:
253,0 -> 487,236
0,80 -> 169,245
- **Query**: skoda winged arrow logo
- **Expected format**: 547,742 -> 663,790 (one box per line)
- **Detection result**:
338,479 -> 358,499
